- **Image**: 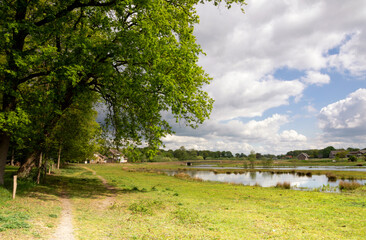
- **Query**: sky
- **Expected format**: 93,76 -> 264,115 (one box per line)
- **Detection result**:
161,0 -> 366,155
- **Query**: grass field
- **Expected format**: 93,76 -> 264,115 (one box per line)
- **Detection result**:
1,164 -> 366,239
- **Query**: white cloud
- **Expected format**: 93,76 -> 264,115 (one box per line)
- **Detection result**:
161,0 -> 366,154
328,32 -> 366,78
165,114 -> 307,154
280,130 -> 307,142
318,88 -> 366,138
207,72 -> 305,120
303,105 -> 317,114
301,71 -> 330,86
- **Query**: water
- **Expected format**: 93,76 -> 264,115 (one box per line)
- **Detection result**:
166,170 -> 366,191
190,165 -> 366,172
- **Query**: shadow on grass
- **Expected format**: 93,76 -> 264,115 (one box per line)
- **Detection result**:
1,165 -> 144,202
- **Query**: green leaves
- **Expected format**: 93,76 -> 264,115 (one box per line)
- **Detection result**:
0,0 -> 246,167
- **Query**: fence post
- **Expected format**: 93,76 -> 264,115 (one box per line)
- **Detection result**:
13,175 -> 17,199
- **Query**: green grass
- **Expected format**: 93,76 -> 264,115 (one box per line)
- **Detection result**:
0,167 -> 62,239
1,163 -> 366,239
71,164 -> 366,239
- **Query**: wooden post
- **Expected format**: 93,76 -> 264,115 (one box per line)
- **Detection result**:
13,175 -> 17,199
11,149 -> 15,166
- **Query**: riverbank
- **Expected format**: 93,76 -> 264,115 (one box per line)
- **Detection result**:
1,164 -> 365,239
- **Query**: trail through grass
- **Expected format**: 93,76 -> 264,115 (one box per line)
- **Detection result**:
1,164 -> 366,239
73,164 -> 366,239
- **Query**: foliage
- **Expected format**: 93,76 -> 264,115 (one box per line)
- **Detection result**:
335,151 -> 348,158
248,150 -> 256,168
275,181 -> 291,189
339,181 -> 361,191
48,93 -> 102,163
325,172 -> 337,182
320,146 -> 336,158
348,155 -> 358,162
1,0 -> 248,183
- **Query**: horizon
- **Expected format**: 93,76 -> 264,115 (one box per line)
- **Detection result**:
161,0 -> 366,155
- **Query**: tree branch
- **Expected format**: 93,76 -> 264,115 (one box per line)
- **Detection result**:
18,71 -> 51,84
35,0 -> 118,27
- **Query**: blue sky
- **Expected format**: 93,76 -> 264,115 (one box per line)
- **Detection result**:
161,0 -> 366,155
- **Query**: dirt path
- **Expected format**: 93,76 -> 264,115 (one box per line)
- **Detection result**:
51,192 -> 75,240
50,167 -> 116,240
82,166 -> 117,208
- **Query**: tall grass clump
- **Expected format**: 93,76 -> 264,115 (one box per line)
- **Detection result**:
275,181 -> 291,189
174,172 -> 202,182
339,181 -> 361,191
326,172 -> 337,182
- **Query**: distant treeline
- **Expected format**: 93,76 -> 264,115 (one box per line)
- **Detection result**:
123,145 -> 366,162
123,146 -> 273,162
284,146 -> 365,159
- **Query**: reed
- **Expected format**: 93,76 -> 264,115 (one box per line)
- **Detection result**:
339,181 -> 361,191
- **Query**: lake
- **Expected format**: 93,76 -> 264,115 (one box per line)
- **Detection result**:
166,170 -> 366,192
190,165 -> 366,172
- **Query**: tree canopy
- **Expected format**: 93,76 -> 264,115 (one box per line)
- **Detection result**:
0,0 -> 246,184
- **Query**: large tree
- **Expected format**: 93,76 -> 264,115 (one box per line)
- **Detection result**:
0,0 -> 246,184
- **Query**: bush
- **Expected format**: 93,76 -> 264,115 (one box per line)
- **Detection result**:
348,155 -> 358,162
275,182 -> 291,189
339,181 -> 361,191
326,172 -> 337,182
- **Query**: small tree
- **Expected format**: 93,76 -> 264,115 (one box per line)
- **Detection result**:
348,155 -> 357,162
248,150 -> 256,168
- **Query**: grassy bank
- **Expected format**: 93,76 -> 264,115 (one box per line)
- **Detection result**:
75,164 -> 365,239
1,164 -> 366,239
0,167 -> 62,239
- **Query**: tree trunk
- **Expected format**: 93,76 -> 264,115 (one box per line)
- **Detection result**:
17,151 -> 39,178
36,152 -> 42,184
57,145 -> 62,169
0,133 -> 10,185
11,149 -> 15,166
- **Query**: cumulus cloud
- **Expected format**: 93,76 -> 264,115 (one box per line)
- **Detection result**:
300,71 -> 330,86
318,88 -> 366,138
158,0 -> 366,154
328,32 -> 366,78
206,72 -> 305,119
165,114 -> 307,154
280,130 -> 307,142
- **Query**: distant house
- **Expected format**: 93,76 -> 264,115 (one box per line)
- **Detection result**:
108,149 -> 128,163
346,150 -> 366,158
297,153 -> 309,160
329,150 -> 343,158
91,153 -> 108,164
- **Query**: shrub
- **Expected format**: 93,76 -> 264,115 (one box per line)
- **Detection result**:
174,172 -> 191,180
339,181 -> 361,191
326,172 -> 337,182
348,155 -> 357,162
275,181 -> 291,189
174,172 -> 202,182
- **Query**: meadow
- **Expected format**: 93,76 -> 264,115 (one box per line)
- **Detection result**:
1,163 -> 366,239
